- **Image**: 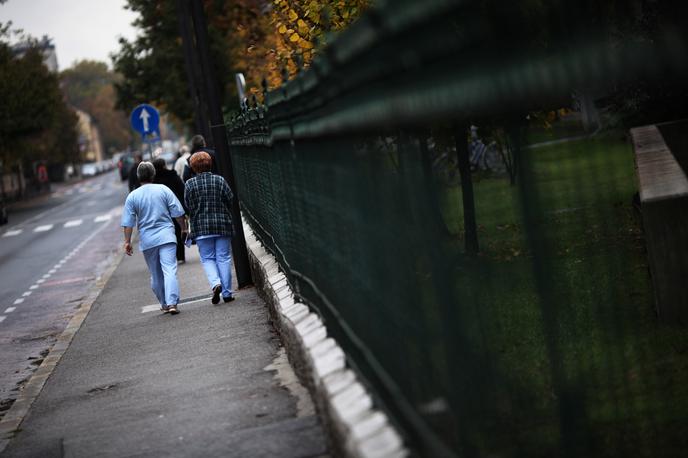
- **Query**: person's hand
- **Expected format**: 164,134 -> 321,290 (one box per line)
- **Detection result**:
124,241 -> 133,256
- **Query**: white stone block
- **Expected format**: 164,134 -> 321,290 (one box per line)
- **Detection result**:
355,426 -> 405,458
313,346 -> 345,379
302,325 -> 327,349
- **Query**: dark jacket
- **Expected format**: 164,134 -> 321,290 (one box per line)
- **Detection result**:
182,148 -> 219,182
154,167 -> 187,211
128,163 -> 141,192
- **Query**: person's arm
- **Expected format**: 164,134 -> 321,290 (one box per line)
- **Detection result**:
221,178 -> 234,209
123,227 -> 134,256
166,188 -> 187,232
121,195 -> 136,256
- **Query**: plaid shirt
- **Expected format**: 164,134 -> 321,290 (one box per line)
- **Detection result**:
184,172 -> 234,238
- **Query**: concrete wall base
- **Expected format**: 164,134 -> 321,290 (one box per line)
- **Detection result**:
242,216 -> 408,458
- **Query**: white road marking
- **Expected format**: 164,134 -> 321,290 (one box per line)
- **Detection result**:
42,274 -> 51,279
36,279 -> 45,284
141,296 -> 213,313
34,224 -> 53,232
3,230 -> 23,237
141,305 -> 163,314
64,219 -> 83,228
5,307 -> 16,313
94,215 -> 112,223
22,291 -> 32,297
48,269 -> 56,274
29,285 -> 38,290
13,298 -> 24,305
0,316 -> 5,323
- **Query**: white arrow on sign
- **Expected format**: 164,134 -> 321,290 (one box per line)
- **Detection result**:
139,108 -> 151,132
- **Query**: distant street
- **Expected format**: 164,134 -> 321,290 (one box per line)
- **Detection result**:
0,171 -> 127,416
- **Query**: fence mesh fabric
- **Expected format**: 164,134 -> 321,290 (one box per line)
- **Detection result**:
228,1 -> 688,455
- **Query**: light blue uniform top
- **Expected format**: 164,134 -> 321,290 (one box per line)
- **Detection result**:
121,184 -> 185,252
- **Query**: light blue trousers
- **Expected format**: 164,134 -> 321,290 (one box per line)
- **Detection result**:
196,236 -> 233,298
142,242 -> 180,307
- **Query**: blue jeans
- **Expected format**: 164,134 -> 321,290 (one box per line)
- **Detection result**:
142,242 -> 180,307
196,236 -> 233,298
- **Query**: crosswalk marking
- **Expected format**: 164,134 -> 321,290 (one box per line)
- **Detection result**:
34,224 -> 53,232
2,229 -> 22,237
22,291 -> 32,297
64,219 -> 83,228
94,214 -> 112,223
0,316 -> 5,323
4,307 -> 16,313
13,298 -> 24,305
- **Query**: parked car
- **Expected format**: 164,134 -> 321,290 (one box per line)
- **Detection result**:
81,163 -> 98,177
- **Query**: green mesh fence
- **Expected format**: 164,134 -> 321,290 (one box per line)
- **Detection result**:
228,1 -> 688,456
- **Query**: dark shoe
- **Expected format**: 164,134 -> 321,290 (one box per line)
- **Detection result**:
168,305 -> 179,315
223,296 -> 235,303
160,306 -> 170,313
211,285 -> 221,304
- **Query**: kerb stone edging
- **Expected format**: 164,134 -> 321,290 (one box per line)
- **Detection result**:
242,216 -> 408,458
0,250 -> 125,454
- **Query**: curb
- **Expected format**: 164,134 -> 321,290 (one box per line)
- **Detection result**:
0,249 -> 125,453
242,217 -> 407,458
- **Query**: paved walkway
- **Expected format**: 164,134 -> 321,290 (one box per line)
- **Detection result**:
2,243 -> 328,457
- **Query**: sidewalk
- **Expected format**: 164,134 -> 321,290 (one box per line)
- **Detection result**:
1,243 -> 329,457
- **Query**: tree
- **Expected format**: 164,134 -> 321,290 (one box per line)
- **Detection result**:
61,60 -> 133,151
113,0 -> 369,129
0,33 -> 77,169
113,0 -> 232,128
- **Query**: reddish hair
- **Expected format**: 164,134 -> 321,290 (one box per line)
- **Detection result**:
189,151 -> 212,173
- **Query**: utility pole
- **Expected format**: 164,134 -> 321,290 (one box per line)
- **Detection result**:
182,0 -> 253,287
176,0 -> 210,140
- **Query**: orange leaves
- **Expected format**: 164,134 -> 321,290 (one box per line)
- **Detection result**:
222,0 -> 368,98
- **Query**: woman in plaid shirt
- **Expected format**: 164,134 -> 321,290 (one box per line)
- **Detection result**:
184,152 -> 235,304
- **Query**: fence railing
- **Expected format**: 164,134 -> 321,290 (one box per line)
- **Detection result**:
227,1 -> 688,456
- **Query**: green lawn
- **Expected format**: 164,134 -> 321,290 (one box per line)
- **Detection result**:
433,133 -> 688,456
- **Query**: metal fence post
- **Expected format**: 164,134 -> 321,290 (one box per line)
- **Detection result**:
188,0 -> 252,287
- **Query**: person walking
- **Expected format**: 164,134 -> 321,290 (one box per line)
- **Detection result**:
122,162 -> 187,314
174,145 -> 190,179
184,152 -> 235,304
152,158 -> 187,263
182,135 -> 219,182
128,153 -> 143,192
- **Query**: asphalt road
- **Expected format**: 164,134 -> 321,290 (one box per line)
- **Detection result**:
0,171 -> 127,417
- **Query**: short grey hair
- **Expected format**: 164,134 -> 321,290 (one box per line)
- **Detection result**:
137,161 -> 156,183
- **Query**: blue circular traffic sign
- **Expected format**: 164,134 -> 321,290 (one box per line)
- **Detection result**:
130,104 -> 160,135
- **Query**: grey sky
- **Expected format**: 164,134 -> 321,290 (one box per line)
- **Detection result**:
0,0 -> 138,70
